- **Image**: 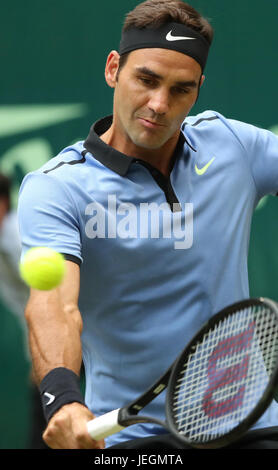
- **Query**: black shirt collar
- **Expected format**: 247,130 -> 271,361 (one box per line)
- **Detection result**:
84,115 -> 194,176
84,116 -> 133,176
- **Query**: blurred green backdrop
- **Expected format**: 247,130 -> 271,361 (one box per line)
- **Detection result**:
0,0 -> 277,448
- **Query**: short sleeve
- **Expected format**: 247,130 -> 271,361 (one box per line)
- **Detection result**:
17,172 -> 82,264
228,119 -> 278,198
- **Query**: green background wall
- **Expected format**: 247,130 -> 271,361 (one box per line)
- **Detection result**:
0,1 -> 277,448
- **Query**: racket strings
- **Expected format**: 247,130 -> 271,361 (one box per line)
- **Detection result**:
171,306 -> 278,443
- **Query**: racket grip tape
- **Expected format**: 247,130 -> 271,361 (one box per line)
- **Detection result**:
87,409 -> 124,440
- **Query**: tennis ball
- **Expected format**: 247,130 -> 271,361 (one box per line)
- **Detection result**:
20,247 -> 66,290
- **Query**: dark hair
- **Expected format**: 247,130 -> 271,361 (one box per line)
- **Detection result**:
0,173 -> 11,211
117,0 -> 214,77
123,0 -> 213,43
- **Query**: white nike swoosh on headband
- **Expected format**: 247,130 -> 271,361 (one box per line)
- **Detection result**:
166,31 -> 196,42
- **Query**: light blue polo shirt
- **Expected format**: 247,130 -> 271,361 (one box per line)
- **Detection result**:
18,111 -> 278,447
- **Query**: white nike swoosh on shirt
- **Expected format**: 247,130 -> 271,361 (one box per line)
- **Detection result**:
44,392 -> 55,406
166,31 -> 196,42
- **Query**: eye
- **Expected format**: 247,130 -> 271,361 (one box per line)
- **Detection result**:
173,87 -> 190,95
139,77 -> 156,87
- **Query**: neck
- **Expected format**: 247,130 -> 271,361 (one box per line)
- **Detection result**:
100,124 -> 180,178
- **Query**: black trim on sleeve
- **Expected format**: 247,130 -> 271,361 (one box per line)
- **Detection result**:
191,115 -> 219,127
43,154 -> 86,175
182,115 -> 219,129
62,253 -> 82,266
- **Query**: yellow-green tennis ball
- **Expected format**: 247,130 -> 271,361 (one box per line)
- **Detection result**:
20,247 -> 66,290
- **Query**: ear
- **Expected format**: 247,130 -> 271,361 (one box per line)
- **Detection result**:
194,74 -> 206,105
105,50 -> 120,89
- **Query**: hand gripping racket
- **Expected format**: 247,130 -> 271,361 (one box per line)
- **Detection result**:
87,298 -> 278,449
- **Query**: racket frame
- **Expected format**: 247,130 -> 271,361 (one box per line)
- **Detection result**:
88,366 -> 173,441
118,368 -> 172,428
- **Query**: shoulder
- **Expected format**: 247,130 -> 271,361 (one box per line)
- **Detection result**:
17,145 -> 85,227
182,110 -> 268,149
34,141 -> 87,178
19,141 -> 92,202
183,110 -> 222,128
181,111 -> 270,151
183,110 -> 248,135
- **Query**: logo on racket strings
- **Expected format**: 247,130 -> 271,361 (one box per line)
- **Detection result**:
203,321 -> 255,418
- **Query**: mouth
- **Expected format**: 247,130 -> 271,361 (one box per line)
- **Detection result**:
138,118 -> 166,129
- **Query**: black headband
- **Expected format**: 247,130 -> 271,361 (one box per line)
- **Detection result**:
119,22 -> 210,72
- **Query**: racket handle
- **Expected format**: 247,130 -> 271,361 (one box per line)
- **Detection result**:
87,409 -> 124,440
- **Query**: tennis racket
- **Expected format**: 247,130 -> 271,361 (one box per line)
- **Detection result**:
87,298 -> 278,449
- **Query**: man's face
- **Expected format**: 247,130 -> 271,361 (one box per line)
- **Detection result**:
106,48 -> 204,151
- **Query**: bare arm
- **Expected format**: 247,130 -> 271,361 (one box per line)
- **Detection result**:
25,260 -> 104,449
26,260 -> 82,381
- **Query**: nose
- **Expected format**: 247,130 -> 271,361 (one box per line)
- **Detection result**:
147,88 -> 170,115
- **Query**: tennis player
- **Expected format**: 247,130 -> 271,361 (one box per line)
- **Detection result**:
18,0 -> 278,449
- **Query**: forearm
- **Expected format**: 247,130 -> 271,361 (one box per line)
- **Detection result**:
22,262 -> 104,448
25,288 -> 83,384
